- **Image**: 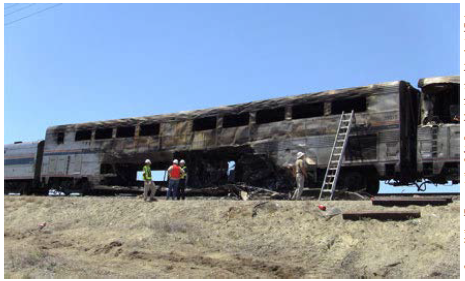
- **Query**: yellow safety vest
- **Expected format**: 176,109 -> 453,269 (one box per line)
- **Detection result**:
180,166 -> 187,179
143,165 -> 152,181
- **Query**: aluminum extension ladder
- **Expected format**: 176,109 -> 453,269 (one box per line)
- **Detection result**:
318,110 -> 355,201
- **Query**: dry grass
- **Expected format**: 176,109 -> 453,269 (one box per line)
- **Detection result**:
4,196 -> 460,279
5,247 -> 59,279
147,217 -> 200,236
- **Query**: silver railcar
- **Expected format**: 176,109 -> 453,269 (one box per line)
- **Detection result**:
4,141 -> 47,195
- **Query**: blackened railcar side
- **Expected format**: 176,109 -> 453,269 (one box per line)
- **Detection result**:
417,76 -> 459,184
41,80 -> 420,194
248,80 -> 419,193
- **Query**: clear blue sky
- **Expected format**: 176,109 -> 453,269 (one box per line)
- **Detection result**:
4,3 -> 460,193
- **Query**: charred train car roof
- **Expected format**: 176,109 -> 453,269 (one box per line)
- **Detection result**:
47,80 -> 410,131
418,76 -> 459,88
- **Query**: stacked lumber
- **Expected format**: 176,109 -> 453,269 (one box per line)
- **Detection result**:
342,210 -> 421,221
371,196 -> 452,207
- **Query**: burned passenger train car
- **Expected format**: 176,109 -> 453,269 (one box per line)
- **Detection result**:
40,79 -> 421,194
417,76 -> 459,185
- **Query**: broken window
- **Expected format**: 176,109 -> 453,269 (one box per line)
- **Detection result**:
345,134 -> 377,160
256,107 -> 285,124
116,126 -> 135,138
423,84 -> 459,124
95,128 -> 113,140
56,132 -> 65,144
227,160 -> 236,182
100,163 -> 114,174
331,96 -> 367,115
139,123 -> 160,136
223,113 -> 249,128
75,130 -> 92,141
193,116 -> 217,131
292,102 -> 324,120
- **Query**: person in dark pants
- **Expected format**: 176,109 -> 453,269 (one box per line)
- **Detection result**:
166,159 -> 184,200
177,159 -> 188,200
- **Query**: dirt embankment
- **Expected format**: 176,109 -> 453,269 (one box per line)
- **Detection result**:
4,196 -> 460,279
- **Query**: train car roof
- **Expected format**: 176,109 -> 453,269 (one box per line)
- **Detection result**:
4,141 -> 43,149
418,76 -> 459,88
47,80 -> 408,131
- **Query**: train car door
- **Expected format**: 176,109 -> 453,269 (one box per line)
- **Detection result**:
48,157 -> 57,175
56,156 -> 67,175
72,154 -> 82,175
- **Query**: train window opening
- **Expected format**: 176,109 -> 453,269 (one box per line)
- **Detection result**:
95,128 -> 113,140
227,160 -> 236,182
223,113 -> 249,128
256,107 -> 285,124
385,164 -> 395,177
331,97 -> 367,115
101,163 -> 141,186
57,132 -> 65,144
292,102 -> 324,119
100,163 -> 114,174
75,130 -> 92,141
140,123 -> 160,136
425,85 -> 459,123
116,126 -> 135,138
193,116 -> 217,131
346,134 -> 377,160
422,163 -> 433,175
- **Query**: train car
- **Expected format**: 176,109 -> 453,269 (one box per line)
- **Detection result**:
417,76 -> 459,185
41,79 -> 420,195
4,141 -> 47,195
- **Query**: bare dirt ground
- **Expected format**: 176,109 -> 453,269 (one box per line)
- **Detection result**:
4,196 -> 460,279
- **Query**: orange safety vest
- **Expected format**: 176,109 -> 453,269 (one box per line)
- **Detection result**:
170,164 -> 181,179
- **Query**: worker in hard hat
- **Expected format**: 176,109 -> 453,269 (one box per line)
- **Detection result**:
166,159 -> 185,200
142,159 -> 158,202
292,152 -> 307,200
177,159 -> 188,200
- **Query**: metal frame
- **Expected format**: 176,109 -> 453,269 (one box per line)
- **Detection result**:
319,110 -> 355,200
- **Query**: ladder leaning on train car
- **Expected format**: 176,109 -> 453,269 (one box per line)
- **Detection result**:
319,110 -> 355,200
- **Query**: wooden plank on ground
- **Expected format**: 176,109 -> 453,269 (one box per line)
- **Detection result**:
371,197 -> 451,207
342,210 -> 421,221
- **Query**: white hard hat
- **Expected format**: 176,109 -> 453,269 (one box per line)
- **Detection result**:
180,159 -> 185,164
173,159 -> 179,165
297,152 -> 305,159
145,159 -> 151,164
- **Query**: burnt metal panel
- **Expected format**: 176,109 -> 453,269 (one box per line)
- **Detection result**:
161,121 -> 192,149
398,81 -> 419,181
418,76 -> 459,88
448,125 -> 460,159
45,80 -> 405,132
39,79 -> 422,190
